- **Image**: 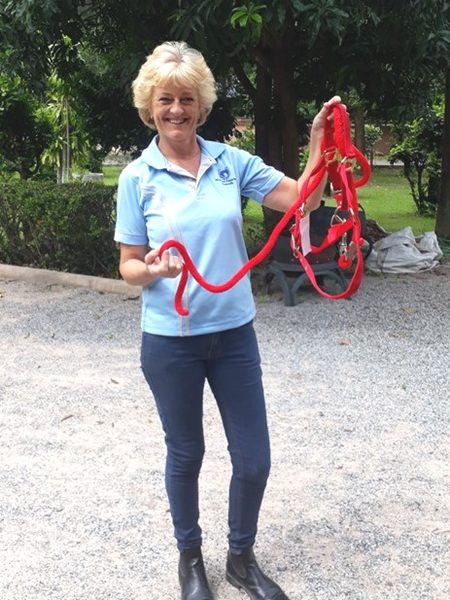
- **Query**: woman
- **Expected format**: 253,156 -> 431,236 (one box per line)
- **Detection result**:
115,41 -> 340,600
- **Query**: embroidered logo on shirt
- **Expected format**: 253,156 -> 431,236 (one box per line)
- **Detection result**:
216,167 -> 236,185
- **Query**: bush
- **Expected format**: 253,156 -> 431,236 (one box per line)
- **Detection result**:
389,102 -> 443,216
364,124 -> 382,167
0,180 -> 119,278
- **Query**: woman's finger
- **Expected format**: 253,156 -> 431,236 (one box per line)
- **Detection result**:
144,248 -> 160,265
324,95 -> 342,108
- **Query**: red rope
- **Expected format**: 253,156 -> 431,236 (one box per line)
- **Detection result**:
159,103 -> 371,315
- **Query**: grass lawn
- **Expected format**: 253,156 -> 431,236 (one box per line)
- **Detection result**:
355,167 -> 435,234
244,167 -> 436,236
102,165 -> 124,186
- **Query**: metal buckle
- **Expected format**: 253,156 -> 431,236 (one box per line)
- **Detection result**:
339,238 -> 358,261
323,147 -> 341,166
338,232 -> 348,258
340,156 -> 357,171
330,211 -> 345,227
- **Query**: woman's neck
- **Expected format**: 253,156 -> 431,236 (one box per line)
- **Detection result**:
157,137 -> 201,177
157,137 -> 200,162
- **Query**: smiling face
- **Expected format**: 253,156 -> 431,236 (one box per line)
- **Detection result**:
151,84 -> 201,149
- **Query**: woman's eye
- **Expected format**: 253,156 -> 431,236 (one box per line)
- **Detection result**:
157,96 -> 195,105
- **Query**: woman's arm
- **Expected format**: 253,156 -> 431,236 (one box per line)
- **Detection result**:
262,96 -> 342,213
119,244 -> 183,287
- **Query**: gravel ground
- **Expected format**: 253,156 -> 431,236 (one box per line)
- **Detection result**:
1,266 -> 449,600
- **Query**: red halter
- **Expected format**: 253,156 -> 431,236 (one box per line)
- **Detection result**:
289,104 -> 371,298
159,103 -> 371,316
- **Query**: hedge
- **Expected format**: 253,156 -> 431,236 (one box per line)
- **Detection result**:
0,180 -> 119,278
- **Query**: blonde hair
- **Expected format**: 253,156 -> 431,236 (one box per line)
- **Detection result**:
132,41 -> 217,129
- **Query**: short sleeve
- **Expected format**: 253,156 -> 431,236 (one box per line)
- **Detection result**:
114,169 -> 148,246
237,150 -> 284,204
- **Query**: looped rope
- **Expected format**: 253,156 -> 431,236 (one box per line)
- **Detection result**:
159,103 -> 371,315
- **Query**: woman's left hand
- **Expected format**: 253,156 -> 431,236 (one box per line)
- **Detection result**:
310,95 -> 343,137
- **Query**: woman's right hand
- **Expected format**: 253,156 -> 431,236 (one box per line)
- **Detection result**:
144,248 -> 183,279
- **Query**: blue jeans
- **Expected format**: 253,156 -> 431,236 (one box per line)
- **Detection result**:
140,321 -> 271,552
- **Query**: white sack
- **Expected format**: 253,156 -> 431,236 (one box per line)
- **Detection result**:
366,226 -> 442,274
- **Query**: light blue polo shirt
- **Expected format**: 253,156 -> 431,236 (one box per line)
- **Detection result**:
115,135 -> 284,336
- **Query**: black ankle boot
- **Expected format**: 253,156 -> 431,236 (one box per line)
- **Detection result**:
226,547 -> 289,600
178,547 -> 214,600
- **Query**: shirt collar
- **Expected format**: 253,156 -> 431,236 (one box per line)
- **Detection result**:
140,135 -> 225,170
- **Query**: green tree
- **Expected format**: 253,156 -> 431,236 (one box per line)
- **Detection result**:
171,0 -> 450,233
0,0 -> 81,86
171,1 -> 371,231
435,1 -> 450,239
436,64 -> 450,238
40,73 -> 91,183
0,72 -> 52,179
2,0 -> 449,234
0,3 -> 93,181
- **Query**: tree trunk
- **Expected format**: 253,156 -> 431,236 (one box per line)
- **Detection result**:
57,149 -> 63,184
435,65 -> 450,238
61,142 -> 68,184
272,20 -> 298,179
65,96 -> 71,182
60,96 -> 70,184
262,92 -> 284,235
252,62 -> 278,236
273,61 -> 298,176
18,165 -> 32,180
254,63 -> 272,164
354,105 -> 365,154
259,21 -> 299,235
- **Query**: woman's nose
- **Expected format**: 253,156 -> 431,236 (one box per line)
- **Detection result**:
170,100 -> 183,114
